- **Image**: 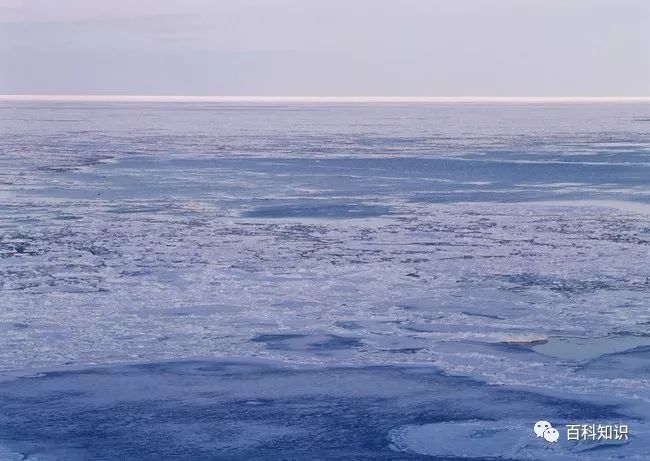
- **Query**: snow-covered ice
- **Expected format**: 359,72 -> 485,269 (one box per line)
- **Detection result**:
0,101 -> 648,459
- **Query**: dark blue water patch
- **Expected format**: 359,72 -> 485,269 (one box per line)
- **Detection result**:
384,348 -> 425,355
576,346 -> 650,379
53,214 -> 83,221
242,203 -> 390,219
251,333 -> 363,351
251,333 -> 307,345
110,154 -> 650,188
306,336 -> 364,351
0,359 -> 627,461
30,152 -> 650,205
221,156 -> 650,186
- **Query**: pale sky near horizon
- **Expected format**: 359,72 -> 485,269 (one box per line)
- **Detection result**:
1,0 -> 649,96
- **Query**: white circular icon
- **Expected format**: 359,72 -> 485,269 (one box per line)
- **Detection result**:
543,427 -> 560,443
533,420 -> 552,438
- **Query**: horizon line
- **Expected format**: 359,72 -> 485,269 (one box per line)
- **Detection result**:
2,95 -> 650,103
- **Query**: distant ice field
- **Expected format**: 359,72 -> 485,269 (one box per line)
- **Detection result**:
0,102 -> 649,459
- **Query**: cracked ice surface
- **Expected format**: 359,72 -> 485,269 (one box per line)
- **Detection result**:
0,101 -> 649,458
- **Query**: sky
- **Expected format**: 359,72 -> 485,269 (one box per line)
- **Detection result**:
1,0 -> 649,96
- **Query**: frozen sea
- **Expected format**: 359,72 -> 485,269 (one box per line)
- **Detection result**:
0,100 -> 649,460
